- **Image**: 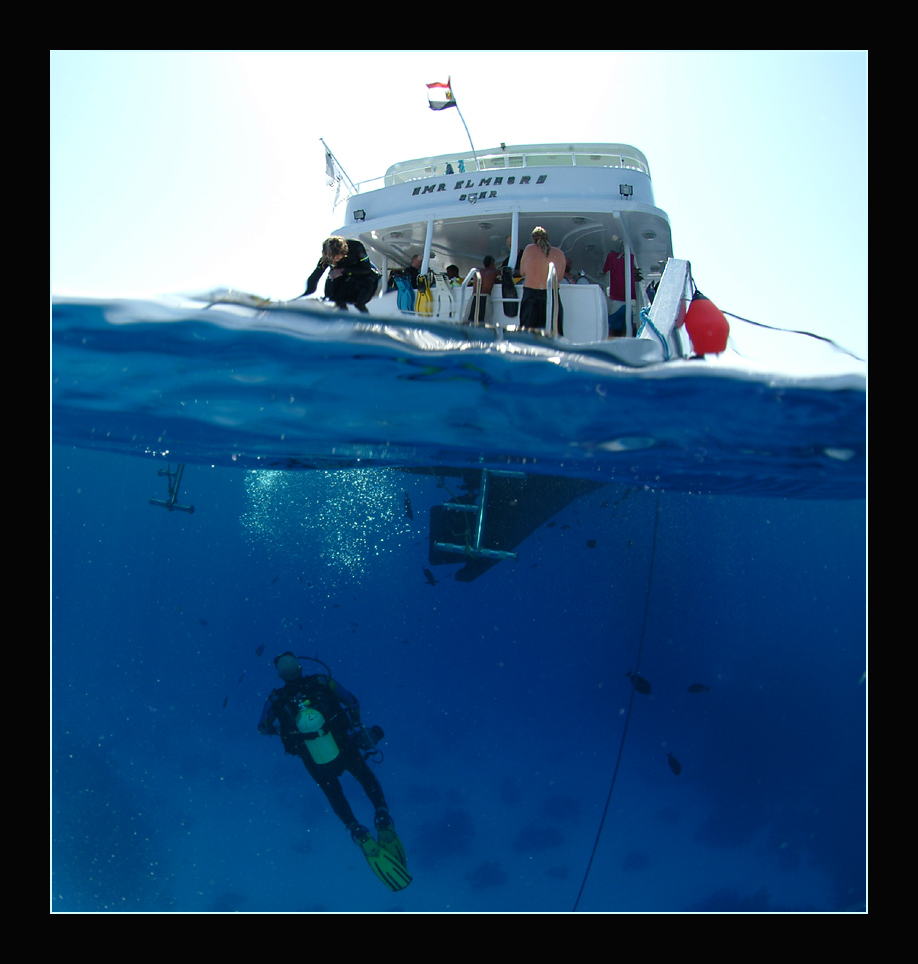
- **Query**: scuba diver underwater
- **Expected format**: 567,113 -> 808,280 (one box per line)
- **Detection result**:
258,652 -> 411,892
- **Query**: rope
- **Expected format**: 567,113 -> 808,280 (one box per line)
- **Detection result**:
722,310 -> 865,363
572,491 -> 661,912
636,307 -> 670,360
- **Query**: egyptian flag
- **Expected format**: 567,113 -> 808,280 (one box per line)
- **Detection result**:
427,78 -> 456,111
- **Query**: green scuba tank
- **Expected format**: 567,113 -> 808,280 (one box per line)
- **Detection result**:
295,702 -> 340,764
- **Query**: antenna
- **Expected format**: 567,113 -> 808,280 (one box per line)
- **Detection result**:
320,137 -> 358,201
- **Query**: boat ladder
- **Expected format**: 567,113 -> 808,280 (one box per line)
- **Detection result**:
433,468 -> 524,561
149,463 -> 195,513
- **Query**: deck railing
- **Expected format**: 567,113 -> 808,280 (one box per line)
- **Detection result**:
382,148 -> 649,187
462,268 -> 483,327
546,263 -> 560,337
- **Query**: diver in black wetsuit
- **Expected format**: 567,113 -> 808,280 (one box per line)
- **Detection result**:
258,652 -> 411,890
302,236 -> 381,312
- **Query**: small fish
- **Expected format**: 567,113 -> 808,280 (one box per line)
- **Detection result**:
198,618 -> 208,627
222,697 -> 228,709
586,539 -> 597,549
626,670 -> 651,695
255,644 -> 266,657
238,672 -> 245,684
423,567 -> 438,587
667,753 -> 682,776
272,575 -> 279,584
687,683 -> 710,693
404,492 -> 414,520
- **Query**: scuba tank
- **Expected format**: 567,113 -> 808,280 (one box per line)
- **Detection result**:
295,701 -> 340,764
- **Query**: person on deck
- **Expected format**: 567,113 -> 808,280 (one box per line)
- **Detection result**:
602,243 -> 641,337
467,255 -> 499,322
303,236 -> 381,312
518,226 -> 566,335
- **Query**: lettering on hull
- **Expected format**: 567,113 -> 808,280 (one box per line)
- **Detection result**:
411,174 -> 547,201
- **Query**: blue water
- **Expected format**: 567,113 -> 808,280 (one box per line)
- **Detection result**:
52,299 -> 866,912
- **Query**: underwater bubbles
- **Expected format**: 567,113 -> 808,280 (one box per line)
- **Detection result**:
240,468 -> 410,584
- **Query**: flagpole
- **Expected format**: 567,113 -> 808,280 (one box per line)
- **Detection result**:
450,82 -> 480,172
319,137 -> 357,196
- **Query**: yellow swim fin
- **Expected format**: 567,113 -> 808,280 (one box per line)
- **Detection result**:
377,828 -> 407,868
353,826 -> 412,892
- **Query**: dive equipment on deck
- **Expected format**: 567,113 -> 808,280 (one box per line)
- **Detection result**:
416,272 -> 434,315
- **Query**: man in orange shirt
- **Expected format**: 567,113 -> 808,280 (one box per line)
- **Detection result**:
519,226 -> 566,335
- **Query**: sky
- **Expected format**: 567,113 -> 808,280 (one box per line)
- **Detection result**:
50,50 -> 867,371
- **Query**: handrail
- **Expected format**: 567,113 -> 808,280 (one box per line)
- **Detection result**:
462,268 -> 482,325
545,262 -> 560,337
335,150 -> 651,208
331,145 -> 652,209
641,258 -> 692,359
383,147 -> 650,187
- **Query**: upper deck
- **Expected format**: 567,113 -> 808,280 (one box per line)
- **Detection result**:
383,143 -> 652,186
339,143 -> 658,226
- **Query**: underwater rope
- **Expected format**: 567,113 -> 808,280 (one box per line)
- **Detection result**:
572,491 -> 661,912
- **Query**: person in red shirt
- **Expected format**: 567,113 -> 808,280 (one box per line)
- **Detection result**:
602,244 -> 640,337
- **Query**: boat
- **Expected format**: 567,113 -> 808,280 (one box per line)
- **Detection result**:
206,141 -> 698,367
52,140 -> 864,580
208,143 -> 700,577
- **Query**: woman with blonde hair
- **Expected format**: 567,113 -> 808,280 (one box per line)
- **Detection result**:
302,235 -> 381,312
518,226 -> 567,335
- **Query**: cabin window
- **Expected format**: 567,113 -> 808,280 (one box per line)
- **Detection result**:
527,153 -> 574,166
574,154 -> 622,168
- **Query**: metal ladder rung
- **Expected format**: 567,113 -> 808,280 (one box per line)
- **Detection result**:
433,541 -> 518,561
432,467 -> 523,562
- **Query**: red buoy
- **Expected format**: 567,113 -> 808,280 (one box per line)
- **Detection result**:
685,289 -> 730,355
